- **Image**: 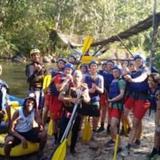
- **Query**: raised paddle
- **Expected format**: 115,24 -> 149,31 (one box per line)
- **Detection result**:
49,103 -> 79,160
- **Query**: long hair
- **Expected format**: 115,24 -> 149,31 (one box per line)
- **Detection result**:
23,97 -> 37,110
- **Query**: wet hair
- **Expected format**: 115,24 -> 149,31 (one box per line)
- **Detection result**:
57,58 -> 67,64
23,97 -> 37,109
89,61 -> 98,68
106,60 -> 115,65
80,64 -> 88,72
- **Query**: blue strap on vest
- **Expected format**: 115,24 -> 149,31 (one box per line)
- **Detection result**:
109,79 -> 120,99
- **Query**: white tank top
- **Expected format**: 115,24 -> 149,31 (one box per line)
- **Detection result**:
15,108 -> 35,132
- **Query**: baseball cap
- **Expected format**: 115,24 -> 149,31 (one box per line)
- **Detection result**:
30,48 -> 40,55
64,63 -> 74,70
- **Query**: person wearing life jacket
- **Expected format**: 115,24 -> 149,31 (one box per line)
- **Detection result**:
84,61 -> 104,132
4,96 -> 47,160
124,55 -> 150,151
97,61 -> 114,133
58,70 -> 90,154
0,65 -> 11,133
44,63 -> 73,144
25,49 -> 46,111
56,63 -> 74,145
105,67 -> 126,147
50,58 -> 67,77
147,73 -> 160,159
120,61 -> 136,135
43,58 -> 66,123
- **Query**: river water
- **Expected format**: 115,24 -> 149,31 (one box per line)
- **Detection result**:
1,61 -> 54,98
1,62 -> 27,98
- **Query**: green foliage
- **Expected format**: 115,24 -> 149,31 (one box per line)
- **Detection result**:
154,52 -> 160,72
0,0 -> 159,63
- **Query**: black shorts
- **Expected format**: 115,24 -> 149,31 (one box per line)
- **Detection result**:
0,122 -> 8,134
81,102 -> 100,117
9,127 -> 40,147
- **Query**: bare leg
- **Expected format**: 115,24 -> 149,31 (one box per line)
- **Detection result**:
93,117 -> 99,131
4,136 -> 14,160
128,117 -> 141,146
97,105 -> 107,132
37,130 -> 47,159
39,130 -> 47,151
101,105 -> 107,127
110,117 -> 119,141
5,105 -> 11,127
135,120 -> 142,142
42,106 -> 49,125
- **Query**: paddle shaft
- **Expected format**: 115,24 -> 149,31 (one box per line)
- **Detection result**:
116,35 -> 134,57
60,103 -> 78,143
112,111 -> 121,160
48,104 -> 79,160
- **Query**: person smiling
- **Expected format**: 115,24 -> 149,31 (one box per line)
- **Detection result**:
4,96 -> 47,160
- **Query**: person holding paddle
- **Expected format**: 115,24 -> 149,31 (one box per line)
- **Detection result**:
43,63 -> 72,144
58,69 -> 90,154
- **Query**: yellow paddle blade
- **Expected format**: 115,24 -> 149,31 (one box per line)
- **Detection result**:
81,36 -> 93,55
82,117 -> 92,142
81,55 -> 93,64
112,134 -> 120,160
51,139 -> 67,160
47,119 -> 54,136
43,74 -> 52,90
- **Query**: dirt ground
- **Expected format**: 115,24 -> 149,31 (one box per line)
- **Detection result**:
1,111 -> 160,160
66,112 -> 156,160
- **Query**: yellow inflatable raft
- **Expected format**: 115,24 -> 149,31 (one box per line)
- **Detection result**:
0,101 -> 39,157
0,133 -> 39,157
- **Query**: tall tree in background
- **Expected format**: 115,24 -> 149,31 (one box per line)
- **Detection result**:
0,0 -> 159,57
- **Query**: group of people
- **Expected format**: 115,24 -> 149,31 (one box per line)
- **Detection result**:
0,48 -> 160,160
